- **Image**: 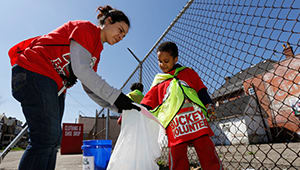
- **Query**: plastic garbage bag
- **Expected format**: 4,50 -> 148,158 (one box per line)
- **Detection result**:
107,104 -> 164,170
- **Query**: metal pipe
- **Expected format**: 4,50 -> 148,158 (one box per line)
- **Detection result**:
105,109 -> 110,140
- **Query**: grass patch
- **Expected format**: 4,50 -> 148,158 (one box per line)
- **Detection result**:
0,147 -> 25,152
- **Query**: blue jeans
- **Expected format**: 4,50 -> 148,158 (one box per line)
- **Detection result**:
12,65 -> 65,170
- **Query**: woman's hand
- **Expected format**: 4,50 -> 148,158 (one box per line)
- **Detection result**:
114,93 -> 141,113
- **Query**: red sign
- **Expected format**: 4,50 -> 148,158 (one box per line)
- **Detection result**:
61,123 -> 83,154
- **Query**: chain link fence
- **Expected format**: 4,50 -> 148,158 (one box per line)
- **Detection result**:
121,0 -> 300,169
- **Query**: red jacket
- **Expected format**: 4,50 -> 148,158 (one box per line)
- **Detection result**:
141,64 -> 214,146
8,20 -> 103,90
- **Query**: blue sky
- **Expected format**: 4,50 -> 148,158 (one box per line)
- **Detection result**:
0,0 -> 188,123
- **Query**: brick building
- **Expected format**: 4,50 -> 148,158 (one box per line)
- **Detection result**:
212,43 -> 300,142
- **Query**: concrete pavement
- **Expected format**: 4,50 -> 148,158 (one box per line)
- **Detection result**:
0,150 -> 83,170
1,142 -> 299,169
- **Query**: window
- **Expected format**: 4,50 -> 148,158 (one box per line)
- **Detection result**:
248,88 -> 255,95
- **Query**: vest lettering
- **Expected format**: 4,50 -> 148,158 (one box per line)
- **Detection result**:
179,116 -> 186,125
189,124 -> 196,131
192,111 -> 200,121
204,119 -> 208,126
173,117 -> 179,127
199,120 -> 204,128
171,109 -> 209,139
178,126 -> 184,134
185,113 -> 193,124
182,125 -> 189,133
169,122 -> 174,129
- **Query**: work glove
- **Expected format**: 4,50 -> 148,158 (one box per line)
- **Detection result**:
114,92 -> 141,113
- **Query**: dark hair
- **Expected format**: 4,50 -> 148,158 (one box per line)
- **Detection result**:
97,5 -> 130,28
157,41 -> 178,58
130,82 -> 143,92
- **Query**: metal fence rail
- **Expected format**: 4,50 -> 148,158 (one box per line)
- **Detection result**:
122,0 -> 300,169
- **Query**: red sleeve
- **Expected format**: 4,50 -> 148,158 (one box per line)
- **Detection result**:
140,85 -> 160,110
186,68 -> 207,92
69,22 -> 99,55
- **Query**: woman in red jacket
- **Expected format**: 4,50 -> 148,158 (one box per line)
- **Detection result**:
9,5 -> 139,170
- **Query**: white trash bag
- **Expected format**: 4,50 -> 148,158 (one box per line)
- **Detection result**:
107,104 -> 164,170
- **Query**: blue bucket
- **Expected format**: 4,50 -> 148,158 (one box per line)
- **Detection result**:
82,140 -> 112,170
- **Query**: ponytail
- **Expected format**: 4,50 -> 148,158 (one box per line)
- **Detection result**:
96,5 -> 130,28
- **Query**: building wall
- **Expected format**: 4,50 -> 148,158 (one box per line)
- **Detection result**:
244,115 -> 269,143
78,116 -> 121,147
210,101 -> 269,145
244,55 -> 300,133
210,117 -> 248,145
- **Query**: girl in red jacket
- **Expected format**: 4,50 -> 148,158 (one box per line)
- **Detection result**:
141,41 -> 222,170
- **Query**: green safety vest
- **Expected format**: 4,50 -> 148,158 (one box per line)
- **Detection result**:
127,89 -> 144,104
149,66 -> 210,128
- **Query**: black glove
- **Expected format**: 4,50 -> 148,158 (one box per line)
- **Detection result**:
141,104 -> 152,110
114,92 -> 141,113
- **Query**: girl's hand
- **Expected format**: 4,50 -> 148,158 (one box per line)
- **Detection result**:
206,103 -> 216,120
